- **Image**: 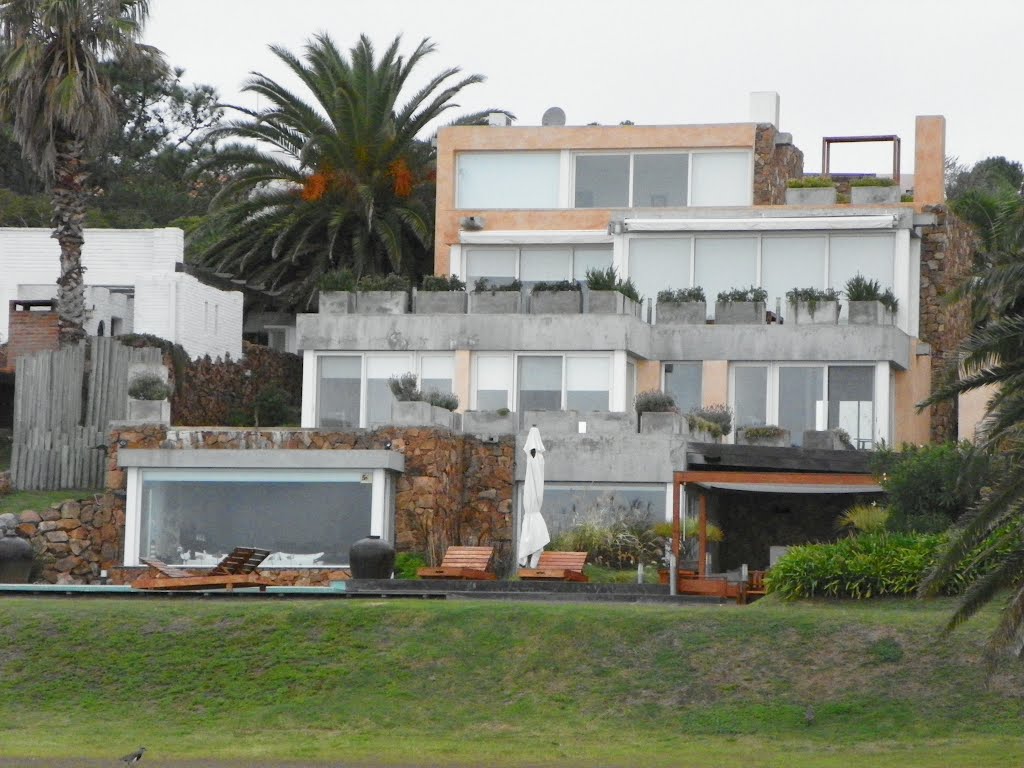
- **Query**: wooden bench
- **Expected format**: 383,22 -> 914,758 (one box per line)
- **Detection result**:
417,546 -> 497,580
747,570 -> 767,600
518,551 -> 589,582
676,576 -> 748,604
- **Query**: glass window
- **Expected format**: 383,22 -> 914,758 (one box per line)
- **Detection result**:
664,362 -> 702,414
520,248 -> 572,282
421,355 -> 454,395
778,366 -> 825,446
566,357 -> 610,411
633,153 -> 688,207
475,355 -> 512,410
535,484 -> 666,538
829,366 -> 874,449
695,237 -> 757,318
575,154 -> 629,208
572,246 -> 613,281
457,152 -> 560,209
466,248 -> 516,286
628,237 -> 691,316
829,235 -> 895,294
366,355 -> 412,427
761,237 -> 827,317
318,356 -> 361,428
519,356 -> 562,411
690,152 -> 751,206
138,468 -> 373,567
734,366 -> 768,429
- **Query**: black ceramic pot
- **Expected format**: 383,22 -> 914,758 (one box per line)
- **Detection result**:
349,535 -> 395,579
0,537 -> 33,583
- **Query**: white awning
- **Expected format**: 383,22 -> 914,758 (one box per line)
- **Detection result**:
692,481 -> 883,494
622,215 -> 898,232
459,230 -> 613,245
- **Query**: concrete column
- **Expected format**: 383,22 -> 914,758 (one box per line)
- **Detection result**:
453,349 -> 472,412
874,362 -> 891,446
610,350 -> 627,411
914,116 -> 946,208
301,350 -> 318,427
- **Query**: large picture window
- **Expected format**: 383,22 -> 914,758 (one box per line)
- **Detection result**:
464,245 -> 613,286
664,362 -> 703,414
526,484 -> 668,538
473,353 -> 611,412
456,152 -> 560,209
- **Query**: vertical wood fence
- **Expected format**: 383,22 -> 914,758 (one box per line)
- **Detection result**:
11,337 -> 161,490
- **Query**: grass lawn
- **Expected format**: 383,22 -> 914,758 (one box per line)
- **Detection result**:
0,488 -> 103,515
1,596 -> 1022,766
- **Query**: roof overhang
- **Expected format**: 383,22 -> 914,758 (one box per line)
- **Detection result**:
676,470 -> 881,494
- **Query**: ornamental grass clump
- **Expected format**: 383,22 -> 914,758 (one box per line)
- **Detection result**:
849,177 -> 897,187
786,286 -> 842,316
845,273 -> 899,313
358,273 -> 410,291
128,373 -> 171,401
421,274 -> 466,291
786,176 -> 835,188
836,503 -> 891,535
473,277 -> 522,292
318,268 -> 357,292
658,287 -> 706,303
532,279 -> 581,292
686,404 -> 733,437
634,390 -> 677,413
717,286 -> 768,303
585,267 -> 641,302
387,372 -> 459,411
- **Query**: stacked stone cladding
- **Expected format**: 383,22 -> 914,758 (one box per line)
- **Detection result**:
753,124 -> 804,205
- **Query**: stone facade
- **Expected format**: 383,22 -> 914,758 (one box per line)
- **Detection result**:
917,205 -> 977,443
753,124 -> 804,206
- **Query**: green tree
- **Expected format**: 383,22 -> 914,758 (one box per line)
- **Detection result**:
193,33 -> 501,308
920,195 -> 1024,657
0,0 -> 163,345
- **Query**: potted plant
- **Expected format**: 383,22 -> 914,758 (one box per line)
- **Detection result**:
803,427 -> 856,451
387,373 -> 459,429
468,278 -> 523,314
634,390 -> 680,434
737,424 -> 791,447
584,267 -> 641,316
654,520 -> 725,580
849,177 -> 900,205
530,279 -> 582,314
715,286 -> 767,325
844,274 -> 898,325
686,404 -> 732,442
656,287 -> 706,325
318,268 -> 357,314
355,273 -> 410,314
414,274 -> 467,314
785,176 -> 837,205
786,286 -> 841,325
127,371 -> 172,424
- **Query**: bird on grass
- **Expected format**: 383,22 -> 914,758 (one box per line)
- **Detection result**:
804,705 -> 816,726
121,746 -> 146,764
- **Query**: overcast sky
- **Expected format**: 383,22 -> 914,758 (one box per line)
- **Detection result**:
146,0 -> 1022,175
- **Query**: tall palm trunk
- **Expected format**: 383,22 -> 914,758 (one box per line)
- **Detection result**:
51,133 -> 88,346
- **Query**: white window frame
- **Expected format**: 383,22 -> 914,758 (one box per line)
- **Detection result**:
463,244 -> 614,284
471,352 -> 615,412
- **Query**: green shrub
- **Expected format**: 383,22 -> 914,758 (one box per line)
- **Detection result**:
687,404 -> 732,437
786,286 -> 841,316
128,373 -> 171,400
473,277 -> 522,292
423,390 -> 459,411
717,286 -> 768,303
658,287 -> 706,303
387,373 -> 420,402
253,385 -> 298,427
394,552 -> 427,579
741,425 -> 787,441
845,273 -> 882,302
850,177 -> 897,187
900,193 -> 914,203
879,288 -> 899,313
421,274 -> 466,292
836,192 -> 850,204
836,503 -> 890,535
786,176 -> 835,188
549,503 -> 663,569
585,267 -> 640,302
634,390 -> 676,413
318,268 -> 357,292
358,273 -> 410,291
532,280 -> 580,292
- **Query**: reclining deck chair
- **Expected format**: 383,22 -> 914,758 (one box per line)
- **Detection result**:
417,545 -> 497,580
133,546 -> 273,591
518,551 -> 589,582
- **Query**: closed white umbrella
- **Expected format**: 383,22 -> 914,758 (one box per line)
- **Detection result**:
518,426 -> 550,568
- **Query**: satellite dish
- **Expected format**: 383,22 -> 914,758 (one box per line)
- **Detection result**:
541,106 -> 566,126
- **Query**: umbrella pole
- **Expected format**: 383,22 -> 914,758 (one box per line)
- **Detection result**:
698,493 -> 708,577
671,478 -> 683,596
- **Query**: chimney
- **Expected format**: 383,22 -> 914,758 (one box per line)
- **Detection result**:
749,91 -> 780,128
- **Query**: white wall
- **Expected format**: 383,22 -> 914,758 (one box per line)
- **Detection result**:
18,284 -> 132,337
0,227 -> 182,342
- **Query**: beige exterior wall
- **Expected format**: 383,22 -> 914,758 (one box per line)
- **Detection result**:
958,384 -> 997,443
636,360 -> 662,395
453,349 -> 472,413
893,346 -> 932,445
914,116 -> 946,208
702,361 -> 729,408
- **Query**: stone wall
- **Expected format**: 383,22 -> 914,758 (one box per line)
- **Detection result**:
917,205 -> 978,443
754,124 -> 804,205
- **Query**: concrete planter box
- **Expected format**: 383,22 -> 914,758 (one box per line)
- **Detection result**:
462,410 -> 517,436
656,301 -> 706,325
789,300 -> 840,325
390,400 -> 456,429
803,429 -> 848,450
521,410 -> 580,434
737,428 -> 791,447
639,411 -> 682,435
319,290 -> 354,314
530,290 -> 581,314
127,398 -> 170,424
850,185 -> 900,205
785,186 -> 837,205
587,290 -> 638,316
714,301 -> 765,325
579,411 -> 634,434
414,290 -> 467,314
848,300 -> 894,325
469,290 -> 522,314
356,291 -> 408,314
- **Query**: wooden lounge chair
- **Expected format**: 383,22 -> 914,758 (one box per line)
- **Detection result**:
675,575 -> 748,604
417,546 -> 497,580
518,551 -> 589,582
133,546 -> 273,591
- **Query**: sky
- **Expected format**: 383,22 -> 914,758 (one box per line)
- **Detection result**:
146,0 -> 1023,175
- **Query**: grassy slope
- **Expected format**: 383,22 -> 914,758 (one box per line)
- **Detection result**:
1,597 -> 1022,767
0,489 -> 102,515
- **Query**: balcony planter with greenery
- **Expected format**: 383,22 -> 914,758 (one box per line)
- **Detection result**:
127,372 -> 172,424
785,176 -> 837,205
715,286 -> 767,325
387,373 -> 460,429
584,267 -> 640,316
786,286 -> 841,325
656,287 -> 706,325
468,278 -> 523,314
462,407 -> 517,436
530,280 -> 582,314
803,427 -> 856,451
635,390 -> 680,434
844,274 -> 898,325
317,269 -> 357,314
737,424 -> 791,447
413,275 -> 467,314
355,273 -> 410,314
686,404 -> 732,443
850,177 -> 900,205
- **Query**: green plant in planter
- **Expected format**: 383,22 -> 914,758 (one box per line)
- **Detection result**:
900,193 -> 914,203
658,286 -> 706,303
634,390 -> 677,413
850,177 -> 897,187
532,279 -> 581,292
474,277 -> 522,292
585,267 -> 641,302
421,274 -> 466,292
786,176 -> 835,188
845,273 -> 899,314
423,390 -> 459,411
318,268 -> 356,292
387,372 -> 420,401
358,273 -> 410,291
686,404 -> 733,437
879,288 -> 899,314
742,424 -> 788,441
128,373 -> 171,400
786,286 -> 841,316
717,286 -> 768,303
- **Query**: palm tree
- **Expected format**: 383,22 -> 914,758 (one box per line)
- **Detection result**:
193,33 -> 501,309
920,194 -> 1024,657
0,0 -> 163,345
